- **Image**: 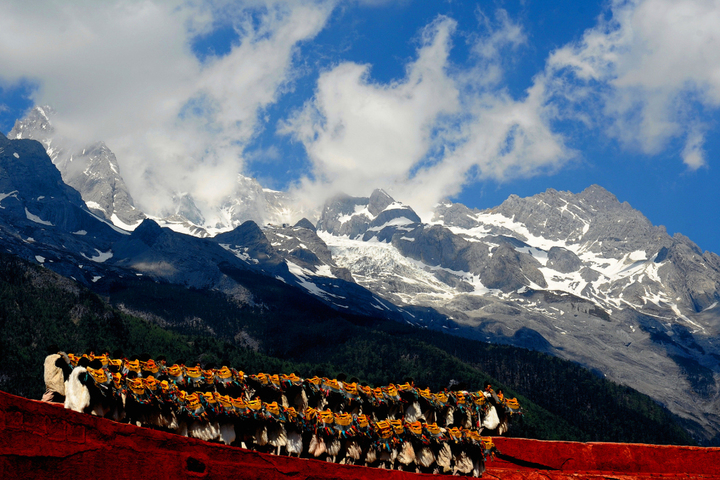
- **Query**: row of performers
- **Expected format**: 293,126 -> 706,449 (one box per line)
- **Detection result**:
66,353 -> 522,420
62,353 -> 521,475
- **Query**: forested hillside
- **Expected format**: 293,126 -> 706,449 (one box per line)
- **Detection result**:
0,252 -> 694,444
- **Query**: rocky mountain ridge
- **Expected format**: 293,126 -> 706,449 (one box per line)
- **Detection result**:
3,113 -> 720,443
9,107 -> 308,237
313,187 -> 720,443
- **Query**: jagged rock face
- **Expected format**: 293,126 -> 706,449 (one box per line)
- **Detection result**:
318,189 -> 421,241
318,186 -> 720,443
3,120 -> 720,443
0,132 -> 125,282
10,107 -> 145,228
546,247 -> 581,273
211,175 -> 307,232
214,220 -> 285,267
10,107 -> 308,235
263,220 -> 353,282
317,193 -> 373,238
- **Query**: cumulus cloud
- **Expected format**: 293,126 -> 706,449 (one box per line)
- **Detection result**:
281,10 -> 569,219
3,0 -> 715,229
280,16 -> 461,209
0,0 -> 335,219
547,0 -> 720,169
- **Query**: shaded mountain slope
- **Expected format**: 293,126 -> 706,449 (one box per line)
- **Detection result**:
0,251 -> 694,445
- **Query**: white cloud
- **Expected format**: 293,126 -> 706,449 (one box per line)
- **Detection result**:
6,0 -> 711,228
282,11 -> 569,219
547,0 -> 720,169
0,0 -> 335,219
682,126 -> 707,170
281,16 -> 459,204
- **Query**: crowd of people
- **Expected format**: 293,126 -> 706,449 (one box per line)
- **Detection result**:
42,346 -> 522,476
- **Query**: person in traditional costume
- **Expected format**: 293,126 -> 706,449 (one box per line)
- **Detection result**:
42,344 -> 72,403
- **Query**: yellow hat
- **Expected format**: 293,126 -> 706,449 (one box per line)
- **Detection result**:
344,382 -> 358,396
217,394 -> 233,409
142,359 -> 158,374
143,376 -> 159,391
319,409 -> 334,425
93,353 -> 110,366
389,419 -> 404,435
356,414 -> 370,428
125,359 -> 141,373
424,423 -> 441,436
407,421 -> 423,435
128,378 -> 145,396
87,367 -> 108,384
334,412 -> 353,427
185,393 -> 202,410
376,420 -> 393,439
265,402 -> 281,417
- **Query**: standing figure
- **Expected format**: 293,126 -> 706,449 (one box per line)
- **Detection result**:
42,345 -> 72,403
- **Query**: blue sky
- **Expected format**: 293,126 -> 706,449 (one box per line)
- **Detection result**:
1,0 -> 719,253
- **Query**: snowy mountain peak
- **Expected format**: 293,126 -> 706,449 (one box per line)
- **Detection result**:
10,106 -> 309,236
368,188 -> 394,216
318,190 -> 421,241
10,106 -> 145,229
320,186 -> 720,442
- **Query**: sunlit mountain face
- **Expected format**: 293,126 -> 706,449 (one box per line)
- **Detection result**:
2,127 -> 720,443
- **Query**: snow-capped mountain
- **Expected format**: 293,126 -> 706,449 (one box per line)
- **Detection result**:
316,187 -> 720,443
0,130 -> 406,322
10,107 -> 309,237
4,111 -> 720,442
9,106 -> 145,229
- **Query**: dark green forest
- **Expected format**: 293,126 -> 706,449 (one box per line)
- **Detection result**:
0,252 -> 695,445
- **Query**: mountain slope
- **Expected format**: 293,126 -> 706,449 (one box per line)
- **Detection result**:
3,119 -> 719,443
0,249 -> 695,445
10,107 -> 308,235
9,106 -> 145,228
316,187 -> 720,444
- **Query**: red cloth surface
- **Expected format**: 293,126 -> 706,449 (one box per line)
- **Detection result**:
2,390 -> 719,479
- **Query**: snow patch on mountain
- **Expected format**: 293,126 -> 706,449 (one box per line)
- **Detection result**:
287,261 -> 337,300
0,191 -> 19,207
25,208 -> 54,226
82,249 -> 113,263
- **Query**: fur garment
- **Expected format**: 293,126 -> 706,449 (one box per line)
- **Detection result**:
286,430 -> 303,456
453,449 -> 473,475
482,405 -> 500,430
416,446 -> 435,468
308,434 -> 326,457
267,424 -> 287,448
64,367 -> 90,413
219,423 -> 236,446
397,441 -> 416,466
188,420 -> 220,442
344,440 -> 362,463
404,401 -> 424,423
